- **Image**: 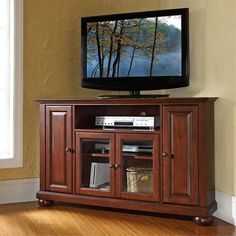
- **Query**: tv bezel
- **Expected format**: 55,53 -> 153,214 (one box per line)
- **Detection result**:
81,8 -> 189,91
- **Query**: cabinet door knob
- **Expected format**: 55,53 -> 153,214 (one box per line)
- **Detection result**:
162,152 -> 168,157
114,163 -> 121,169
109,164 -> 115,168
65,147 -> 73,153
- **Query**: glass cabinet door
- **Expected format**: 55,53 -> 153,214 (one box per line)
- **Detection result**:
75,132 -> 115,197
116,133 -> 160,201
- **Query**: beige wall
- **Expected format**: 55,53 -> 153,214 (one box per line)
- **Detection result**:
158,0 -> 236,197
0,1 -> 160,177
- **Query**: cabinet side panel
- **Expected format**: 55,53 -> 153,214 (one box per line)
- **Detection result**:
40,104 -> 46,190
198,102 -> 216,208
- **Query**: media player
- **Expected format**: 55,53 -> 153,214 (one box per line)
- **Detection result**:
95,116 -> 160,129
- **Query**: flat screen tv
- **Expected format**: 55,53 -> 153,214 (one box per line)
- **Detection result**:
81,8 -> 189,96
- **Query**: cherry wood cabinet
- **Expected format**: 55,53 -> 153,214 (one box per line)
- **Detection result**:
37,97 -> 217,225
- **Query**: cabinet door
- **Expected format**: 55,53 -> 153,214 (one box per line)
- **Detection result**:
45,106 -> 73,193
162,106 -> 198,205
76,132 -> 115,197
116,133 -> 160,202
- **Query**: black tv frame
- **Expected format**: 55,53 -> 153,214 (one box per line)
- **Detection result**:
81,8 -> 189,94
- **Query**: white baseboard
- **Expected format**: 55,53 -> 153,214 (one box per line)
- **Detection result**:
0,178 -> 39,204
0,179 -> 235,226
213,190 -> 236,226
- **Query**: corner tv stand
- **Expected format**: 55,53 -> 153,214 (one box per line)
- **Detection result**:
36,97 -> 217,226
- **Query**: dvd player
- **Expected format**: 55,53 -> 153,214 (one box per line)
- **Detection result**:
95,116 -> 160,129
95,143 -> 153,153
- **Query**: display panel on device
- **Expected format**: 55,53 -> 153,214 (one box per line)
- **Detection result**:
81,8 -> 189,92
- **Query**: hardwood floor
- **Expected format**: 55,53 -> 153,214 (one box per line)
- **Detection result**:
0,202 -> 235,236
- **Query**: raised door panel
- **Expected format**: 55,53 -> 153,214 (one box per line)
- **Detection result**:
162,106 -> 198,205
45,106 -> 73,193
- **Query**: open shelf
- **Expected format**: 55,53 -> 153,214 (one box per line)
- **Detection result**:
74,104 -> 161,130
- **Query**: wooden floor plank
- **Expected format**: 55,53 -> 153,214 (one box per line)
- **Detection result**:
0,202 -> 235,236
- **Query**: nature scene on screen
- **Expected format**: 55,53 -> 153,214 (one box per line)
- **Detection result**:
86,15 -> 182,78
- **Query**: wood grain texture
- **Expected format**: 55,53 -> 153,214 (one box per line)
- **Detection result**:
0,202 -> 235,236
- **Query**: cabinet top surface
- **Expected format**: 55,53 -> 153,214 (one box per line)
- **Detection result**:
36,97 -> 217,105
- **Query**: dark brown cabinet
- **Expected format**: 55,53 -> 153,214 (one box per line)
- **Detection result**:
37,98 -> 217,225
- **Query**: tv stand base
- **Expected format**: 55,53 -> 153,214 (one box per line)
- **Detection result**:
193,216 -> 213,226
37,191 -> 217,226
38,199 -> 54,207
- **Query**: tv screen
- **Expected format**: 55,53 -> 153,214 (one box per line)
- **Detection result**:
81,8 -> 189,93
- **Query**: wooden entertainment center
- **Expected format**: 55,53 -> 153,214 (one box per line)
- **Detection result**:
36,97 -> 217,225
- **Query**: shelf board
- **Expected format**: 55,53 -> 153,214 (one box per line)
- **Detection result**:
82,153 -> 110,158
80,187 -> 110,192
123,153 -> 153,160
75,128 -> 160,134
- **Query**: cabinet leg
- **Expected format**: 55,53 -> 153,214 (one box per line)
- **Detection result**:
193,216 -> 213,226
38,199 -> 54,207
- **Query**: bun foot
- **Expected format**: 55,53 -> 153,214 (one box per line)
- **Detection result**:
38,199 -> 54,207
193,216 -> 213,226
